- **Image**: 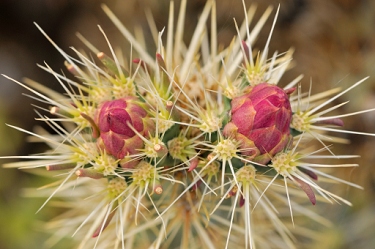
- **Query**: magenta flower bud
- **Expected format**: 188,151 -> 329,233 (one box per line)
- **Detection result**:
96,97 -> 155,162
223,83 -> 292,164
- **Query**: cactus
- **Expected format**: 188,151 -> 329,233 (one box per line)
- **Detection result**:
2,1 -> 375,249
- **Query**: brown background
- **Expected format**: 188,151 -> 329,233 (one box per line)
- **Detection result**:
1,0 -> 374,248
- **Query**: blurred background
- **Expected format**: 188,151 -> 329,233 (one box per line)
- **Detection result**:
1,0 -> 374,248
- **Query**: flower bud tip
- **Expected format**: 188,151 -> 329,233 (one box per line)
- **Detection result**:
188,157 -> 199,172
50,106 -> 59,115
97,52 -> 105,59
46,164 -> 75,171
156,53 -> 166,70
154,186 -> 163,195
75,169 -> 103,179
64,61 -> 79,76
284,87 -> 296,95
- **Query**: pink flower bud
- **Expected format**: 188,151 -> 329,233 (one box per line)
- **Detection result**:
223,83 -> 292,164
96,97 -> 154,162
